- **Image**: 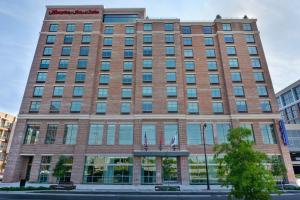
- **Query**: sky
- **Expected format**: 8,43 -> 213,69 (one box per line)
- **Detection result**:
0,0 -> 299,115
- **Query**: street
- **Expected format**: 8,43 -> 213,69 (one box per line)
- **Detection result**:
0,192 -> 299,200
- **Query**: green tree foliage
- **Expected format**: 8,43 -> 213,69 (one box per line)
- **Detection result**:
270,155 -> 287,188
214,127 -> 277,200
53,156 -> 70,182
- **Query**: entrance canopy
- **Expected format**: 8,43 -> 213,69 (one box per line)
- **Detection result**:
133,150 -> 189,157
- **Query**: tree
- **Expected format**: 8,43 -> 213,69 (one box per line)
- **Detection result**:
214,127 -> 277,200
270,155 -> 287,190
53,156 -> 70,183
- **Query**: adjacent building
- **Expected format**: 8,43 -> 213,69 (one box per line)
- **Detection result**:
3,5 -> 295,185
276,79 -> 300,176
0,112 -> 16,179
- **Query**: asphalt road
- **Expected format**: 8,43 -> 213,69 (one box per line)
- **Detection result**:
0,192 -> 299,200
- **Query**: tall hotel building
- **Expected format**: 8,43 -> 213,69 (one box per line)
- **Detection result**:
4,5 -> 296,185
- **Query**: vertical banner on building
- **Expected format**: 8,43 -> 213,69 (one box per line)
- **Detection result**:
279,120 -> 289,145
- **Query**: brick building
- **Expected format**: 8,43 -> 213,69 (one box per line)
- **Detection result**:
3,5 -> 296,185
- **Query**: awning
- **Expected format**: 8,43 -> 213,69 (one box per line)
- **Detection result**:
133,150 -> 189,157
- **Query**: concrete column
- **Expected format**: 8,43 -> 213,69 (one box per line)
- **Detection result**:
133,156 -> 141,185
179,156 -> 189,185
156,157 -> 162,184
29,155 -> 42,183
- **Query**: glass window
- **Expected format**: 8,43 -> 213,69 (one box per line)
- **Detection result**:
144,23 -> 152,31
123,61 -> 133,71
45,124 -> 57,144
88,124 -> 104,145
260,124 -> 276,144
224,34 -> 234,43
33,86 -> 44,97
261,101 -> 272,112
49,24 -> 58,32
166,86 -> 177,97
184,61 -> 195,71
36,72 -> 47,83
229,58 -> 239,68
205,123 -> 214,144
186,74 -> 196,84
240,123 -> 255,142
143,59 -> 152,69
53,86 -> 64,97
123,74 -> 133,84
119,124 -> 133,145
222,23 -> 232,31
101,61 -> 110,71
107,124 -> 115,145
103,37 -> 113,46
24,125 -> 40,144
70,101 -> 81,113
294,85 -> 300,100
120,102 -> 131,114
75,72 -> 86,83
217,123 -> 230,144
66,23 -> 76,32
167,101 -> 178,113
164,124 -> 178,145
56,72 -> 66,82
206,49 -> 216,58
40,59 -> 50,69
203,26 -> 212,34
143,46 -> 152,56
124,49 -> 134,58
164,23 -> 174,31
125,26 -> 135,34
204,37 -> 214,46
208,61 -> 218,70
61,46 -> 71,56
231,72 -> 242,82
143,34 -> 152,43
245,34 -> 255,43
187,88 -> 197,99
50,101 -> 61,113
104,26 -> 114,34
236,100 -> 248,112
99,74 -> 110,84
143,73 -> 152,83
142,125 -> 156,145
251,58 -> 261,68
142,101 -> 152,113
79,46 -> 89,56
211,88 -> 221,98
63,124 -> 78,144
226,46 -> 236,55
187,124 -> 201,144
243,23 -> 252,31
165,34 -> 174,43
122,88 -> 132,99
29,101 -> 40,113
183,37 -> 192,46
83,23 -> 93,32
73,86 -> 84,97
257,85 -> 268,97
165,46 -> 175,56
43,47 -> 53,56
125,37 -> 134,46
253,72 -> 264,82
102,49 -> 112,58
182,26 -> 191,34
248,46 -> 258,55
59,59 -> 69,69
64,35 -> 73,44
165,59 -> 176,68
209,74 -> 219,84
281,91 -> 294,106
233,86 -> 245,97
96,102 -> 106,114
46,35 -> 56,44
77,59 -> 88,69
142,87 -> 152,97
166,72 -> 176,82
213,102 -> 224,113
98,88 -> 108,99
187,102 -> 199,114
184,49 -> 193,58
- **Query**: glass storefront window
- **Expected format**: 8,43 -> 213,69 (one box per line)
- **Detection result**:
141,157 -> 156,184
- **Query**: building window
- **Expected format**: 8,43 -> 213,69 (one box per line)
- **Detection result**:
233,86 -> 245,97
124,49 -> 134,58
58,59 -> 69,69
98,88 -> 108,99
107,124 -> 115,145
143,34 -> 152,43
33,86 -> 44,97
167,101 -> 178,113
43,47 -> 53,56
208,61 -> 218,71
166,72 -> 176,82
164,124 -> 178,145
211,88 -> 221,98
81,35 -> 91,44
182,26 -> 191,34
36,72 -> 47,83
187,124 -> 201,144
56,72 -> 66,83
222,23 -> 232,31
66,23 -> 76,32
231,72 -> 242,82
236,100 -> 248,112
187,88 -> 197,99
64,35 -> 73,44
144,23 -> 152,31
165,46 -> 175,56
142,125 -> 156,145
49,24 -> 58,32
257,85 -> 268,97
125,37 -> 134,46
79,46 -> 89,56
248,46 -> 258,55
103,37 -> 112,46
142,87 -> 152,97
228,58 -> 239,68
251,58 -> 261,68
240,123 -> 255,142
209,74 -> 219,84
102,49 -> 112,58
281,91 -> 294,106
165,34 -> 174,43
294,85 -> 300,100
63,124 -> 78,144
83,23 -> 93,32
184,49 -> 193,58
70,101 -> 81,113
120,103 -> 131,114
119,124 -> 133,145
186,74 -> 196,84
104,26 -> 114,34
75,72 -> 86,83
101,61 -> 110,71
122,88 -> 132,99
166,86 -> 177,97
183,37 -> 192,46
77,59 -> 88,69
224,34 -> 234,43
260,124 -> 276,144
96,102 -> 107,114
29,101 -> 40,113
24,125 -> 40,144
245,34 -> 255,43
50,101 -> 61,113
123,74 -> 133,84
184,61 -> 195,71
73,86 -> 84,97
253,72 -> 264,82
44,124 -> 58,144
143,46 -> 152,56
125,26 -> 135,34
226,46 -> 236,56
202,26 -> 212,34
164,23 -> 174,31
123,61 -> 133,71
261,101 -> 272,112
40,59 -> 50,69
217,123 -> 230,144
46,35 -> 56,44
143,73 -> 152,83
53,86 -> 64,97
61,46 -> 71,56
187,102 -> 199,114
204,37 -> 214,46
38,156 -> 51,183
206,49 -> 216,58
213,102 -> 224,113
142,101 -> 152,113
88,124 -> 104,145
243,23 -> 252,31
99,74 -> 110,85
143,59 -> 152,69
165,59 -> 176,69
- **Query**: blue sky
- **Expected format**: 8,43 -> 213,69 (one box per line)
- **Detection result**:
0,0 -> 299,115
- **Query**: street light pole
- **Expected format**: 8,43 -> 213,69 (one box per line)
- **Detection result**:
202,123 -> 210,190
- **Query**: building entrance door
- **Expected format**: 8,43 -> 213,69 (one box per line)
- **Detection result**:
162,157 -> 178,184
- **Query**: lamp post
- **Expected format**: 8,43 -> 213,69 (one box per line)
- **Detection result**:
202,123 -> 210,190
